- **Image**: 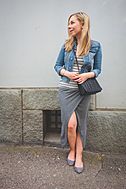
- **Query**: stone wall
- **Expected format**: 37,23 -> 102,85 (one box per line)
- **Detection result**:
0,88 -> 126,154
0,89 -> 22,143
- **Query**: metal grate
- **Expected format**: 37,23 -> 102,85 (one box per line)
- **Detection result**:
43,110 -> 61,134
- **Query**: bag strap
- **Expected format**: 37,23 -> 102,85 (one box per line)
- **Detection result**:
73,46 -> 80,72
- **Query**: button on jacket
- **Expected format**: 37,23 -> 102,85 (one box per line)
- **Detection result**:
54,40 -> 102,83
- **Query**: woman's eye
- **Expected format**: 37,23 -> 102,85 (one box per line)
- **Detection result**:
68,21 -> 74,25
71,21 -> 74,24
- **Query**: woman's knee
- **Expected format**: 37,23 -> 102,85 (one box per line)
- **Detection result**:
68,122 -> 76,132
68,112 -> 77,132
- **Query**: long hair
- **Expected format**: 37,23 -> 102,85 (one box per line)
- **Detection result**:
65,12 -> 91,56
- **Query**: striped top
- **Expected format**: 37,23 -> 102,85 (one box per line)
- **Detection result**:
59,56 -> 84,88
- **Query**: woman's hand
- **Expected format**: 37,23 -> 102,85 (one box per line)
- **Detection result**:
73,73 -> 88,84
61,69 -> 95,83
64,71 -> 79,80
73,72 -> 95,84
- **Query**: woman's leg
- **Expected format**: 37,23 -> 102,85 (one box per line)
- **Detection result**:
75,132 -> 84,167
67,112 -> 77,160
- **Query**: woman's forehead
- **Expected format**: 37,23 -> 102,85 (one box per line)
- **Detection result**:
68,15 -> 77,22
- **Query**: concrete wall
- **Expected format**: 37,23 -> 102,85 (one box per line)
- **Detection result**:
0,88 -> 126,154
0,0 -> 126,109
0,1 -> 126,153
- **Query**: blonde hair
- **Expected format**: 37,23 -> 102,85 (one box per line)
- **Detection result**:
65,12 -> 91,56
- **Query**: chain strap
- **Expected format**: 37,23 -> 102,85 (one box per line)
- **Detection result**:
73,47 -> 80,72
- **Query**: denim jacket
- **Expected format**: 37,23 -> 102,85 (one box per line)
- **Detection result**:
54,40 -> 102,83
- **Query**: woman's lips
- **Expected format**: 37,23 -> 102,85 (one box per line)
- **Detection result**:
69,29 -> 74,33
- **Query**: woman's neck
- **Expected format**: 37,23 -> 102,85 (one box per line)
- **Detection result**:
76,33 -> 82,46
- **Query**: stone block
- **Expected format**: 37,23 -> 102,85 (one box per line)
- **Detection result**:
86,111 -> 126,153
23,88 -> 60,110
0,89 -> 22,143
23,110 -> 43,144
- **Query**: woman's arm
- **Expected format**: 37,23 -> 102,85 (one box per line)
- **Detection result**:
92,42 -> 102,77
54,45 -> 79,80
54,45 -> 65,76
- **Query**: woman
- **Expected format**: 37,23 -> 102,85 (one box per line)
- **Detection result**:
54,12 -> 102,174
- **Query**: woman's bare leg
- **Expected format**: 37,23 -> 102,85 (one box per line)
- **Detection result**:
67,112 -> 77,160
75,132 -> 83,167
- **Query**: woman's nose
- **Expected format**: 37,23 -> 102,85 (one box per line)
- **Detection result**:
68,24 -> 71,30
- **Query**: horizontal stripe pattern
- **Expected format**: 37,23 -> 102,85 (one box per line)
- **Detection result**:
59,56 -> 84,88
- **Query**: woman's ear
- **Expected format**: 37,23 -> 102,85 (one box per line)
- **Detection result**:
81,22 -> 84,29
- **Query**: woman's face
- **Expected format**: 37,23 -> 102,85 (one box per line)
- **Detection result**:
68,15 -> 83,37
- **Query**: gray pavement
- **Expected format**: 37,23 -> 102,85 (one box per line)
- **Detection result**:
0,144 -> 126,189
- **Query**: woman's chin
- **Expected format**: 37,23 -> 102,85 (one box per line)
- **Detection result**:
70,33 -> 76,38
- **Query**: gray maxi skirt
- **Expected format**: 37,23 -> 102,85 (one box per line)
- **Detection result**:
59,87 -> 91,149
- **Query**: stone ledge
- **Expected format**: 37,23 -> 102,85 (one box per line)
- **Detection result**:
23,88 -> 60,110
23,88 -> 95,110
0,89 -> 126,154
0,89 -> 22,143
86,111 -> 126,153
23,110 -> 43,144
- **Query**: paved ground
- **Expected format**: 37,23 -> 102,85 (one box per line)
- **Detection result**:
0,144 -> 126,189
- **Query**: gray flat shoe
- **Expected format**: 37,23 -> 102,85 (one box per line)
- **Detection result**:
67,158 -> 75,166
74,165 -> 84,174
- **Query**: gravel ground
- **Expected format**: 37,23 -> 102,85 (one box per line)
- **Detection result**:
0,144 -> 126,189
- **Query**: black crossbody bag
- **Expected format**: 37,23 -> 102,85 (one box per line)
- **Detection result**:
73,48 -> 102,95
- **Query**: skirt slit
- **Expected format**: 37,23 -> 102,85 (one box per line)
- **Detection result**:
59,87 -> 91,149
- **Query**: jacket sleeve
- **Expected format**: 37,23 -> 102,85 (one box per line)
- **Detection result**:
92,42 -> 102,77
54,44 -> 65,76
